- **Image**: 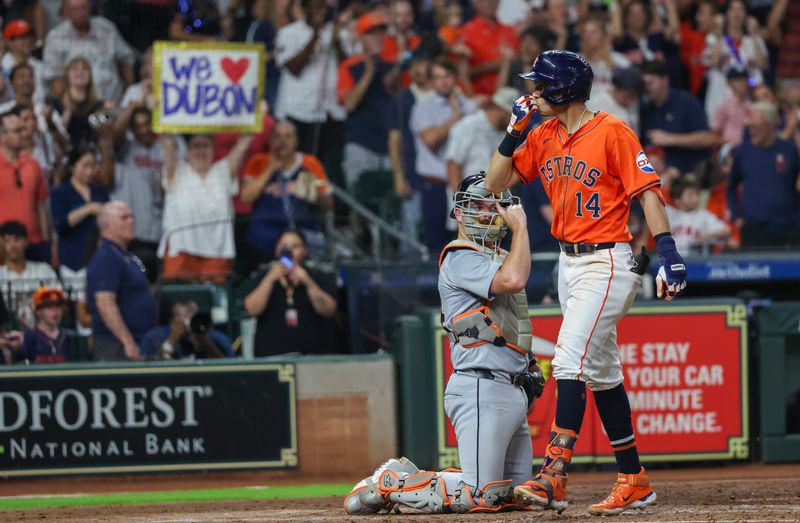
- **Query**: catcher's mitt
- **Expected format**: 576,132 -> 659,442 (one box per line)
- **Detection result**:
516,369 -> 545,409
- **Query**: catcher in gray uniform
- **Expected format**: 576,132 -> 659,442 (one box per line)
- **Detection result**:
344,173 -> 544,515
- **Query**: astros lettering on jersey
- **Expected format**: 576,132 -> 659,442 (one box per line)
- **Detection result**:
511,112 -> 664,244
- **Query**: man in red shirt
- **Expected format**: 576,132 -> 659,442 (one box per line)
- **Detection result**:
460,0 -> 519,96
0,107 -> 50,263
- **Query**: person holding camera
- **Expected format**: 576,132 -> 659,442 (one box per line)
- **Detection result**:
244,229 -> 338,357
139,299 -> 232,360
49,56 -> 110,151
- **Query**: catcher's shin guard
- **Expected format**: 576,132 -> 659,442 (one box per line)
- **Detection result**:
384,471 -> 450,513
343,457 -> 421,515
344,477 -> 389,515
449,480 -> 528,513
514,424 -> 577,512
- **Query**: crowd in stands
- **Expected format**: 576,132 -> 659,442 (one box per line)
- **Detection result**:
0,0 -> 799,364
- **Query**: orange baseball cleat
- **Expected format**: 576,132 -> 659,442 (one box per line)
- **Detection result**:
513,471 -> 569,513
587,467 -> 657,515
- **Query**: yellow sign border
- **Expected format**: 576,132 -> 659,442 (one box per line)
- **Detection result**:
152,41 -> 266,134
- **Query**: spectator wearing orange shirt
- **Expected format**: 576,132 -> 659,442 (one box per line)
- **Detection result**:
460,0 -> 519,96
0,107 -> 50,263
239,121 -> 333,267
337,11 -> 396,191
381,0 -> 420,64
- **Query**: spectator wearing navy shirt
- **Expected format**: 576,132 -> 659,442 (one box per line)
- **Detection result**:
87,201 -> 155,361
239,121 -> 333,265
337,11 -> 397,191
387,50 -> 433,252
728,102 -> 800,249
50,142 -> 111,273
640,60 -> 717,174
20,286 -> 70,364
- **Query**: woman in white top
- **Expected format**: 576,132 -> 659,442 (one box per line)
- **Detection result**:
159,132 -> 253,282
702,0 -> 768,120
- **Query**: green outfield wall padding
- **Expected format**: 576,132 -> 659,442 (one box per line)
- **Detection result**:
394,314 -> 439,470
756,303 -> 800,463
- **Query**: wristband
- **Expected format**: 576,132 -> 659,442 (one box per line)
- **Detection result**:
498,133 -> 518,157
654,232 -> 672,243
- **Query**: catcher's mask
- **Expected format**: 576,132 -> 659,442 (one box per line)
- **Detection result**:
451,172 -> 519,249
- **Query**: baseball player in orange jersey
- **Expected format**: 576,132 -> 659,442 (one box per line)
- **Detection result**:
486,50 -> 688,516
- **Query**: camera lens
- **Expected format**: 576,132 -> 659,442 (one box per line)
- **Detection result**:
189,312 -> 212,335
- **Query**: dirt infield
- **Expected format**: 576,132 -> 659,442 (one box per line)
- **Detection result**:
4,463 -> 800,522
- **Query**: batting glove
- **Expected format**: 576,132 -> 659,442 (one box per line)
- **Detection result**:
655,235 -> 687,301
506,95 -> 537,138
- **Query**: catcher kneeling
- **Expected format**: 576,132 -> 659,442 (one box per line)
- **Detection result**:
345,173 -> 544,515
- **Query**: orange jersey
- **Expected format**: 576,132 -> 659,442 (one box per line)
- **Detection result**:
512,112 -> 663,244
380,33 -> 421,63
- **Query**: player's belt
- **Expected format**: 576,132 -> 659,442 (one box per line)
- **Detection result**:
559,241 -> 616,256
455,368 -> 526,387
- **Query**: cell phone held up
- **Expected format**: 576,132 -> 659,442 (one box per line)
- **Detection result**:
279,249 -> 294,270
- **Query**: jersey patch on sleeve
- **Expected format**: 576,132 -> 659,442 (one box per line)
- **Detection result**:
636,150 -> 656,173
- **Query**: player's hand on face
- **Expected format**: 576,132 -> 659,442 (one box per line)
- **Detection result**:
655,235 -> 687,301
496,202 -> 527,232
507,95 -> 537,138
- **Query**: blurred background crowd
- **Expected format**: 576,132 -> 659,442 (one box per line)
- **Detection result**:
0,0 -> 798,364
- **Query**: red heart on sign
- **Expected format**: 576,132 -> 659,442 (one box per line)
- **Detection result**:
221,57 -> 249,85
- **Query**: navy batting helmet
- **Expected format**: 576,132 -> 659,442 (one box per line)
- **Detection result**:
519,50 -> 593,105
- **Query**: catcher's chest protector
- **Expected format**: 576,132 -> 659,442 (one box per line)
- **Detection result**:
441,239 -> 532,355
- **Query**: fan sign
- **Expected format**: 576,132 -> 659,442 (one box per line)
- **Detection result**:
153,41 -> 265,133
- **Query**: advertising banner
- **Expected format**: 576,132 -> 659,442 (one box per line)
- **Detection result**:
153,41 -> 265,133
0,362 -> 296,476
436,302 -> 749,468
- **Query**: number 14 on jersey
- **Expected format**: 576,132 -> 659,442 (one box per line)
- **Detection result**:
575,191 -> 601,218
